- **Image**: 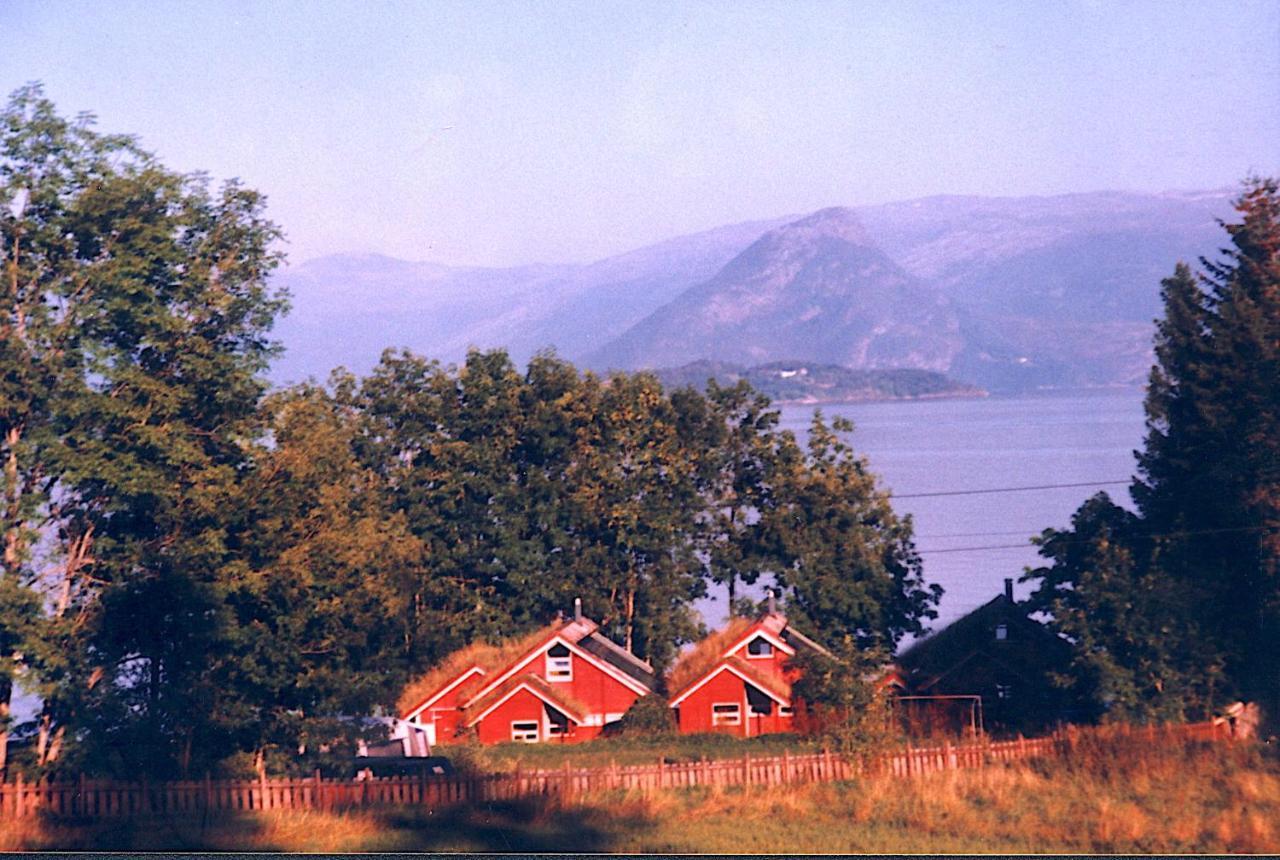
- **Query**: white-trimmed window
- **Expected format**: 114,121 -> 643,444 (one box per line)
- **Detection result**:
712,702 -> 742,726
779,705 -> 794,717
746,636 -> 774,658
995,624 -> 1008,641
547,721 -> 569,737
546,643 -> 572,681
995,684 -> 1013,700
511,721 -> 540,742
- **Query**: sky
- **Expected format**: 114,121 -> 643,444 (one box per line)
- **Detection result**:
3,1 -> 1278,267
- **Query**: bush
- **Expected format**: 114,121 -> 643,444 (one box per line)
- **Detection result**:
614,695 -> 676,737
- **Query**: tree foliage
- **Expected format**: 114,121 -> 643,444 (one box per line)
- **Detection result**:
1026,178 -> 1280,725
0,86 -> 940,775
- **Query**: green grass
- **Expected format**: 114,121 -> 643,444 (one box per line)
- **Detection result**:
6,734 -> 1278,853
451,730 -> 824,772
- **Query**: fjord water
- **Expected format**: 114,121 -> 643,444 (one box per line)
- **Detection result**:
772,388 -> 1147,633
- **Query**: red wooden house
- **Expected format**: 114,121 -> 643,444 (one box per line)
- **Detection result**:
668,606 -> 831,738
400,602 -> 656,745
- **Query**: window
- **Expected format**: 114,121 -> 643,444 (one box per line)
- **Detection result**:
995,624 -> 1008,641
546,721 -> 568,737
779,705 -> 794,717
546,643 -> 572,681
712,703 -> 742,726
746,637 -> 774,658
511,721 -> 539,742
996,684 -> 1013,700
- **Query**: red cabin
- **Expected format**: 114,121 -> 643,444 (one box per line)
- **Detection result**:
668,609 -> 831,738
400,606 -> 656,745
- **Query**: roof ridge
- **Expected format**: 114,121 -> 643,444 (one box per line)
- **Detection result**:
584,629 -> 655,672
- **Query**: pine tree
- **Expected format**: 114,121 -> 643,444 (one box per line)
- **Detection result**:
1028,178 -> 1280,725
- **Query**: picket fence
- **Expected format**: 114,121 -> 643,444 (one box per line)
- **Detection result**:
0,720 -> 1230,820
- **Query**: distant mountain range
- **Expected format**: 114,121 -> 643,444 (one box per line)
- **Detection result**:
270,189 -> 1235,393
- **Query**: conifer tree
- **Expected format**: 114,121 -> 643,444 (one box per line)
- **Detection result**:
1028,178 -> 1280,725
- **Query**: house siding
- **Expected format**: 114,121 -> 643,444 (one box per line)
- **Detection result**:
676,666 -> 794,737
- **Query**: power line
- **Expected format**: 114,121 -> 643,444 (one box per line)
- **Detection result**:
917,523 -> 1276,555
895,480 -> 1130,499
917,528 -> 1049,539
919,543 -> 1037,554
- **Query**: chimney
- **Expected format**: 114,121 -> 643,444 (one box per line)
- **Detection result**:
1004,578 -> 1014,602
767,588 -> 777,616
573,597 -> 582,621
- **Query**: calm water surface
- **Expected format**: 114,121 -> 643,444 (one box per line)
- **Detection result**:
701,388 -> 1147,632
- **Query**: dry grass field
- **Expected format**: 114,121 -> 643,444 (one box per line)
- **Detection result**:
3,731 -> 1276,853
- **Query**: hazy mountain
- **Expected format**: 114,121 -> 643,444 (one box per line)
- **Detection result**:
270,189 -> 1237,393
591,191 -> 1236,390
269,217 -> 790,384
589,208 -> 964,372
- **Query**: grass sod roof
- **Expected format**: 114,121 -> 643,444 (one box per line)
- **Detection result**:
723,655 -> 792,703
397,621 -> 568,717
667,616 -> 754,699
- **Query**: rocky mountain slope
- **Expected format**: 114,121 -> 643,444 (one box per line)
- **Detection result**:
270,216 -> 790,384
590,208 -> 964,372
270,189 -> 1236,392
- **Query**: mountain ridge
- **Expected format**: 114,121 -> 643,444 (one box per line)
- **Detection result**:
269,188 -> 1237,393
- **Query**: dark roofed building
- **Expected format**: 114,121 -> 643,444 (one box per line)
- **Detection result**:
895,579 -> 1083,735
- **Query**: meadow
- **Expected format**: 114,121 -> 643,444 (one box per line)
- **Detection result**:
4,731 -> 1275,853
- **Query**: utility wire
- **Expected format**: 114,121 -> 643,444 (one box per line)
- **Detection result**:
917,523 -> 1275,554
895,480 -> 1130,499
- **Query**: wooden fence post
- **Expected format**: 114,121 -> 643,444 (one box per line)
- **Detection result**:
15,772 -> 24,819
743,751 -> 750,787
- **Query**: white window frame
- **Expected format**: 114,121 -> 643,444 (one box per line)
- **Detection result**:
779,704 -> 794,717
546,653 -> 573,682
995,624 -> 1008,641
746,636 -> 774,659
546,719 -> 569,737
996,684 -> 1012,700
511,720 -> 540,742
712,702 -> 742,727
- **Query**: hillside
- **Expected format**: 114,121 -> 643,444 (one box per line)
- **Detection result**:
268,190 -> 1236,392
589,208 -> 964,373
655,360 -> 985,403
269,216 -> 791,384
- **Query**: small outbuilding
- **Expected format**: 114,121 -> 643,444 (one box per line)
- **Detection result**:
894,578 -> 1080,735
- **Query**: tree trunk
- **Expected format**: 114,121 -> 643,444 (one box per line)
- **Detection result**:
36,709 -> 50,765
3,424 -> 23,576
0,675 -> 10,779
180,732 -> 193,778
46,725 -> 64,765
624,588 -> 635,653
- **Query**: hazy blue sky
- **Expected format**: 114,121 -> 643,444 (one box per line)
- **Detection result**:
3,1 -> 1278,266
